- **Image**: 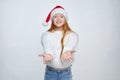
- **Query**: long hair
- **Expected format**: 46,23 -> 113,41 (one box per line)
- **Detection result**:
48,20 -> 72,58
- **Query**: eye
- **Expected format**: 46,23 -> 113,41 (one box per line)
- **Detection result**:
53,16 -> 57,18
60,15 -> 64,18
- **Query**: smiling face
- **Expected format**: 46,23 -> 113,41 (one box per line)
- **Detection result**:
52,13 -> 66,30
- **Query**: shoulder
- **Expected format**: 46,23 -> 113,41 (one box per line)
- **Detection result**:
41,31 -> 52,37
66,31 -> 79,39
41,31 -> 52,40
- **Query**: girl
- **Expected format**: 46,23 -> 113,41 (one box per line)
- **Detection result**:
39,5 -> 79,80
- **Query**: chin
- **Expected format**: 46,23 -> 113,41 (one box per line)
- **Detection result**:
56,26 -> 62,28
56,24 -> 64,27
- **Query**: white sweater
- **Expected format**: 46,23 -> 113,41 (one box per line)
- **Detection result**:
41,31 -> 79,68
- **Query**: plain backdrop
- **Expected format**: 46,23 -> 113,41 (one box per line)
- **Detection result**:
0,0 -> 120,80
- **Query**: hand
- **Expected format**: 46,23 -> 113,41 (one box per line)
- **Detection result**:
61,50 -> 75,61
39,54 -> 53,64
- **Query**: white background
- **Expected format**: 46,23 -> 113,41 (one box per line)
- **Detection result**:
0,0 -> 120,80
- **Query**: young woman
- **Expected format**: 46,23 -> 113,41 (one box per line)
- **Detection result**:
39,5 -> 79,80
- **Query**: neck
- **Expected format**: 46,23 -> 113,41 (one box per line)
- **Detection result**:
54,27 -> 63,31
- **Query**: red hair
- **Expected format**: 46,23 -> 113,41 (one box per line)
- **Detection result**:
48,20 -> 73,58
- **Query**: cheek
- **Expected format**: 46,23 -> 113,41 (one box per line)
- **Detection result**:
63,19 -> 65,22
52,19 -> 56,23
61,17 -> 65,21
61,19 -> 65,23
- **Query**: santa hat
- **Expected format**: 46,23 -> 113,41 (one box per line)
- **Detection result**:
43,5 -> 68,26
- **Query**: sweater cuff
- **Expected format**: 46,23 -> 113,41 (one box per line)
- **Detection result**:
45,50 -> 54,58
63,47 -> 73,53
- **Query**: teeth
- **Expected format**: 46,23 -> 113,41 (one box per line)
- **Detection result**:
56,21 -> 61,24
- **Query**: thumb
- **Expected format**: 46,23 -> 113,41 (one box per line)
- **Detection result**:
38,54 -> 45,57
71,50 -> 76,54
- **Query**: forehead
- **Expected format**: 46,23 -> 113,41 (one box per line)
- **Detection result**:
54,13 -> 64,16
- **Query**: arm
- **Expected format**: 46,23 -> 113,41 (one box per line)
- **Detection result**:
39,32 -> 54,63
61,32 -> 79,61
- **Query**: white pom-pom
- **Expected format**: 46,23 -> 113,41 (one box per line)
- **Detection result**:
42,21 -> 48,26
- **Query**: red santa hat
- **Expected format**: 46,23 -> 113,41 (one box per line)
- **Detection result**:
43,5 -> 68,26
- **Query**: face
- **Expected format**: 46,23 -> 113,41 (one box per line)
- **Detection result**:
52,13 -> 66,29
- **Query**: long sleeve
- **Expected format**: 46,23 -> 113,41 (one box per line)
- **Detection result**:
41,32 -> 54,56
61,32 -> 79,66
41,31 -> 78,68
63,32 -> 79,53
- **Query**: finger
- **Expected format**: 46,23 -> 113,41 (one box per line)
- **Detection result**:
39,54 -> 45,57
62,56 -> 68,61
71,50 -> 76,54
65,57 -> 70,61
71,56 -> 74,61
45,59 -> 51,63
69,57 -> 73,61
47,59 -> 51,62
65,57 -> 69,61
63,57 -> 66,61
43,59 -> 47,64
67,57 -> 72,61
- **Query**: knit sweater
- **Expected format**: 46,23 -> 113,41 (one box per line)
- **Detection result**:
41,31 -> 78,68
